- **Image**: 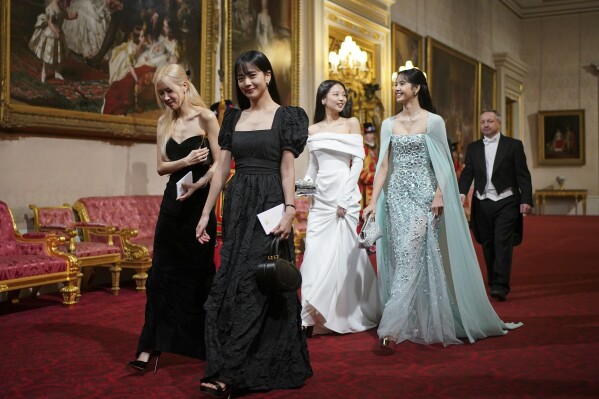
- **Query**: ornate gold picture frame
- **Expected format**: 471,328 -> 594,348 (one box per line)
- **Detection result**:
426,37 -> 478,161
0,0 -> 216,142
538,110 -> 585,166
224,0 -> 300,106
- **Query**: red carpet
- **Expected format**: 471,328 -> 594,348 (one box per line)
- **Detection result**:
1,216 -> 598,398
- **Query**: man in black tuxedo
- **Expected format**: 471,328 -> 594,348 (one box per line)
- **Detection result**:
459,110 -> 533,301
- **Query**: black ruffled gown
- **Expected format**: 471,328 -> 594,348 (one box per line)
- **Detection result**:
203,106 -> 312,392
136,135 -> 217,360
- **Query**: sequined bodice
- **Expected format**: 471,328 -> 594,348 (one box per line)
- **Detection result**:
387,134 -> 436,204
390,134 -> 430,170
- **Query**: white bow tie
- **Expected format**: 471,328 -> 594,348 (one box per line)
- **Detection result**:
483,136 -> 499,145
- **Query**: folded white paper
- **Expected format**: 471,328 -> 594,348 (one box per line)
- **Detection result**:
176,171 -> 193,197
257,204 -> 285,234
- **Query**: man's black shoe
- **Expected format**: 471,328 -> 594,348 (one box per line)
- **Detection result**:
490,290 -> 506,301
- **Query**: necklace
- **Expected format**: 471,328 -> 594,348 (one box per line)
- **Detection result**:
399,110 -> 421,122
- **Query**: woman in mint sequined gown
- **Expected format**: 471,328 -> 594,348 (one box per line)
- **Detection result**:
363,68 -> 522,349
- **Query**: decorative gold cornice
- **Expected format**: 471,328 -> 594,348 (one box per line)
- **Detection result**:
325,3 -> 386,43
499,0 -> 599,19
327,0 -> 392,26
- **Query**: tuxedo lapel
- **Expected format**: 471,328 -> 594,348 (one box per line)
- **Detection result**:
474,140 -> 486,176
492,134 -> 508,176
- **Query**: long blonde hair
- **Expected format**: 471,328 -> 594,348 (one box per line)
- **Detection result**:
154,64 -> 207,159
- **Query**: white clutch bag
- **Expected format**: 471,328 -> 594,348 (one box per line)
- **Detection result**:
358,214 -> 382,248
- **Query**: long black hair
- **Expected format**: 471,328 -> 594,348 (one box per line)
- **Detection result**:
312,79 -> 352,123
397,68 -> 436,113
234,50 -> 281,110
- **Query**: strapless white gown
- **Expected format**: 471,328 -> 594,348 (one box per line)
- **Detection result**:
300,133 -> 380,334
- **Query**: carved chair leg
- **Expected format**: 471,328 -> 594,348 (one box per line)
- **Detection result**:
76,270 -> 84,301
60,281 -> 79,307
132,267 -> 149,292
110,264 -> 122,295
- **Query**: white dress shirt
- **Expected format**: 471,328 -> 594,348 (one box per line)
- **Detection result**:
475,133 -> 514,201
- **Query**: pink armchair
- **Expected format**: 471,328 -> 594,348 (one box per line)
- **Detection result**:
29,204 -> 122,298
73,196 -> 162,291
0,201 -> 80,306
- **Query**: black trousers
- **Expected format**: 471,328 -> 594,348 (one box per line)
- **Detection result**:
474,196 -> 519,294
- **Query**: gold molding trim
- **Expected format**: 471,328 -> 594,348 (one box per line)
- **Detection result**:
325,3 -> 385,43
327,0 -> 391,27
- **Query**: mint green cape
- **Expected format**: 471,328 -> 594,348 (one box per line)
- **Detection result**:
374,113 -> 522,343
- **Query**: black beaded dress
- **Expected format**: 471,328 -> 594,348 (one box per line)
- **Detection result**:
136,135 -> 217,360
202,106 -> 312,392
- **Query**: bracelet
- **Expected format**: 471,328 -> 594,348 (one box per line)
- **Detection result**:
285,203 -> 296,209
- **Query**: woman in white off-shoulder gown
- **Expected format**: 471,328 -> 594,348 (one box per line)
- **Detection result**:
300,80 -> 380,335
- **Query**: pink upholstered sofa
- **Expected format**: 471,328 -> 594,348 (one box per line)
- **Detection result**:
73,196 -> 161,291
0,201 -> 80,306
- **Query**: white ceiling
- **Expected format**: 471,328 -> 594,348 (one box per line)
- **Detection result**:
499,0 -> 599,18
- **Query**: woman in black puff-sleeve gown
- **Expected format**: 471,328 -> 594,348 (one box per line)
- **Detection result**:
195,50 -> 312,397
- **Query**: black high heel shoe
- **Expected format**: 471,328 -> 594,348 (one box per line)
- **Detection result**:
200,378 -> 232,398
301,325 -> 314,338
127,351 -> 161,373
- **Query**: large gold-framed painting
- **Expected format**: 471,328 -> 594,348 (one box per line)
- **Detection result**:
225,0 -> 300,107
0,0 -> 216,141
426,38 -> 478,160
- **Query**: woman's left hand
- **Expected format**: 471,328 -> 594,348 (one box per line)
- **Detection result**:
431,192 -> 443,216
271,211 -> 294,240
176,179 -> 202,201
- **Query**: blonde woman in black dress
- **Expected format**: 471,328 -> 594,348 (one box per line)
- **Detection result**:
128,63 -> 221,371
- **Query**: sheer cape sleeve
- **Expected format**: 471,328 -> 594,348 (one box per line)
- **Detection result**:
280,106 -> 309,157
424,114 -> 522,343
218,108 -> 241,151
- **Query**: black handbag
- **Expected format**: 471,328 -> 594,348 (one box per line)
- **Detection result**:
256,237 -> 302,292
199,135 -> 213,165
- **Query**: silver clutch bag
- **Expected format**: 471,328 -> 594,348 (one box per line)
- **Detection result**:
295,179 -> 317,196
358,214 -> 382,248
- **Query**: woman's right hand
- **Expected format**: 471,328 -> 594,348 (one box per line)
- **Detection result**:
196,214 -> 211,243
185,147 -> 210,166
362,203 -> 375,220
